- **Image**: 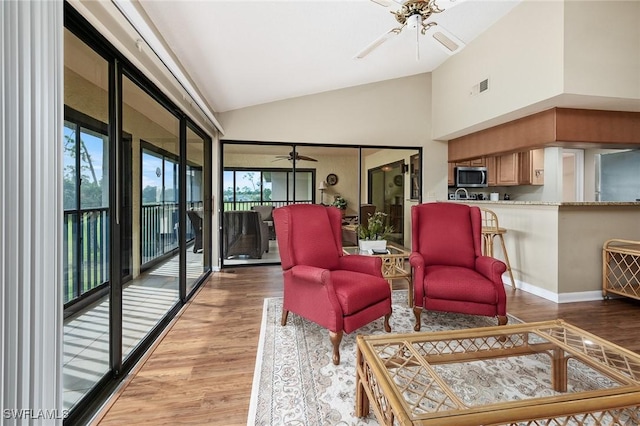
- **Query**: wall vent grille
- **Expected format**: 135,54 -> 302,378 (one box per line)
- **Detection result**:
479,78 -> 489,93
470,78 -> 490,96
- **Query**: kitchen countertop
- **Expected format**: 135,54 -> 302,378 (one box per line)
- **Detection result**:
444,200 -> 640,206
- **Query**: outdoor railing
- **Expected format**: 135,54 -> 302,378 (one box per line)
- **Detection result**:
63,201 -> 203,305
63,208 -> 109,304
222,200 -> 311,211
141,201 -> 202,265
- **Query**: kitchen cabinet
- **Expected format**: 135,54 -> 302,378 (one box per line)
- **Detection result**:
448,153 -> 535,187
485,157 -> 496,186
496,153 -> 519,186
448,161 -> 472,186
519,149 -> 544,185
485,149 -> 544,186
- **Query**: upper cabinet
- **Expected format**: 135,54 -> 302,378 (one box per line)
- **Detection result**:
495,153 -> 520,186
485,156 -> 496,186
448,149 -> 544,187
447,161 -> 473,186
519,149 -> 544,185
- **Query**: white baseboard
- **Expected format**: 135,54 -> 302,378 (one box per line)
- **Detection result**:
504,277 -> 605,304
557,290 -> 607,303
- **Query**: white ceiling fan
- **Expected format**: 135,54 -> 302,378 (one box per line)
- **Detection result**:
355,0 -> 466,60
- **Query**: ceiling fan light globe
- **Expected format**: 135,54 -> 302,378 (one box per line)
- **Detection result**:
406,13 -> 420,29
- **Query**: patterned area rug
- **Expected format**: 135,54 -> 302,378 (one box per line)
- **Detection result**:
247,291 -> 624,425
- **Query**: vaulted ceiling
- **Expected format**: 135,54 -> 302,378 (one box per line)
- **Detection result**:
138,0 -> 522,113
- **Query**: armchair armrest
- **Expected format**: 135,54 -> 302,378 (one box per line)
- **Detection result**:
291,265 -> 331,286
337,255 -> 383,278
475,256 -> 507,286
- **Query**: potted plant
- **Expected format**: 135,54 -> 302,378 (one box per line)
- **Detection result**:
331,195 -> 348,213
357,211 -> 393,252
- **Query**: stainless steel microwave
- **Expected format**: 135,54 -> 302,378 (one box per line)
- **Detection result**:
455,166 -> 488,188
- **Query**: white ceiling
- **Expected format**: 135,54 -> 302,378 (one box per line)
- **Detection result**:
138,0 -> 522,113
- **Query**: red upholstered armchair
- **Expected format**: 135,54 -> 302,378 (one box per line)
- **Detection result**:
409,203 -> 508,331
273,204 -> 392,365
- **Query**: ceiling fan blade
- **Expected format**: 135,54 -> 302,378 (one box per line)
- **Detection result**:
354,27 -> 401,59
430,23 -> 465,54
296,155 -> 318,162
370,0 -> 392,6
370,0 -> 406,7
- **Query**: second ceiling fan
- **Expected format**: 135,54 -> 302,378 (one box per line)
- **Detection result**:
355,0 -> 466,60
273,151 -> 318,163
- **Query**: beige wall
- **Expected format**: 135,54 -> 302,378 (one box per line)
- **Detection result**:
432,0 -> 565,139
468,202 -> 640,302
432,0 -> 640,140
558,206 -> 640,295
478,203 -> 560,296
219,74 -> 431,146
218,73 -> 446,202
564,1 -> 640,98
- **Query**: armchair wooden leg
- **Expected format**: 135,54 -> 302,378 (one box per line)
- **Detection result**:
413,307 -> 423,332
383,312 -> 391,333
281,310 -> 289,326
498,315 -> 508,326
329,331 -> 343,365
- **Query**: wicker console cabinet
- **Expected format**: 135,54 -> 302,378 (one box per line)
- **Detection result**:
603,239 -> 640,301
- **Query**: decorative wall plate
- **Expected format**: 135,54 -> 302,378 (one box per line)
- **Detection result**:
326,173 -> 338,186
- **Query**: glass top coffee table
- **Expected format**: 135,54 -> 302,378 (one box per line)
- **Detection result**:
355,319 -> 640,425
343,243 -> 413,306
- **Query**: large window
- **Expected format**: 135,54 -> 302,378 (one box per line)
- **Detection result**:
223,168 -> 315,210
63,114 -> 110,304
141,145 -> 180,265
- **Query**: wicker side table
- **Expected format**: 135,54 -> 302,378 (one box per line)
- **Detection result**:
603,238 -> 640,301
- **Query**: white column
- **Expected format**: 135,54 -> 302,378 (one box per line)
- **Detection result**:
1,1 -> 64,425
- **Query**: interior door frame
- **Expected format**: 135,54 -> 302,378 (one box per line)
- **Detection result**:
367,159 -> 406,244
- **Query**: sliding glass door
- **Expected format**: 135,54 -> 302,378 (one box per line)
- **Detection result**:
220,143 -> 422,258
62,28 -> 112,410
63,7 -> 213,421
186,124 -> 209,295
223,143 -> 400,263
121,74 -> 181,360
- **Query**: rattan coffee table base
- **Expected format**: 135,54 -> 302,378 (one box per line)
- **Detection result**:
355,320 -> 640,425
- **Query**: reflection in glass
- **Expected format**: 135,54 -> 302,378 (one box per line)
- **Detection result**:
186,126 -> 207,294
222,144 -> 297,266
141,151 -> 162,204
122,75 -> 180,361
361,148 -> 420,248
63,121 -> 78,210
63,28 -> 110,410
79,128 -> 109,209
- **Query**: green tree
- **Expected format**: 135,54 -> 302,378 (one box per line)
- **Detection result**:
142,185 -> 159,204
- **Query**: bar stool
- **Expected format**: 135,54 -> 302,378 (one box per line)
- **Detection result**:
480,208 -> 516,290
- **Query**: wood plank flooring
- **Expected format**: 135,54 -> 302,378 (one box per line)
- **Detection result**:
95,266 -> 640,425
